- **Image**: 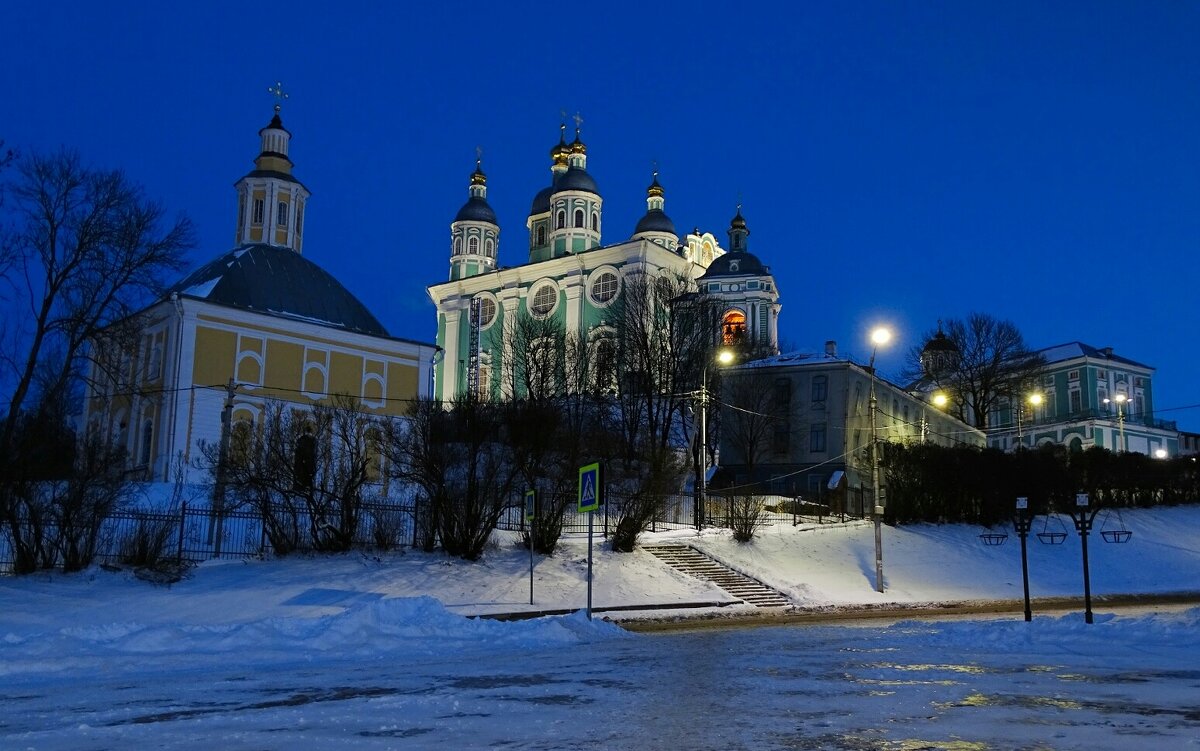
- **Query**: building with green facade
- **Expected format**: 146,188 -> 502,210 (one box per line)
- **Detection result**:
987,342 -> 1178,456
426,126 -> 783,400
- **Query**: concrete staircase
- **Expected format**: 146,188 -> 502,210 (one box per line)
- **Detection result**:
642,544 -> 791,608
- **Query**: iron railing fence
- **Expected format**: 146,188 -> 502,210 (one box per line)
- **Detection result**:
2,492 -> 852,574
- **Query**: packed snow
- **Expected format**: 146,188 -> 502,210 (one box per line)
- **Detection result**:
2,506 -> 1199,749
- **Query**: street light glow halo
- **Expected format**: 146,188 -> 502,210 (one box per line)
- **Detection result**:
716,349 -> 735,365
870,327 -> 892,346
1028,393 -> 1043,406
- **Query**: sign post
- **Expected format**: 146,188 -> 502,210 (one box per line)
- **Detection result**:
578,462 -> 604,620
524,488 -> 537,605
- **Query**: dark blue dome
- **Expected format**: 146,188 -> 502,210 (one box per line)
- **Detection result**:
700,251 -> 770,279
165,244 -> 389,336
454,196 -> 497,224
553,166 -> 599,195
634,209 -> 675,235
530,184 -> 554,215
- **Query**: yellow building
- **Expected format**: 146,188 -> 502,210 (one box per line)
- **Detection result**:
83,105 -> 438,481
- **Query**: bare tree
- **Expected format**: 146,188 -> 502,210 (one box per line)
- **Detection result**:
718,367 -> 796,488
905,313 -> 1046,429
0,149 -> 193,455
202,395 -> 378,554
386,394 -> 515,560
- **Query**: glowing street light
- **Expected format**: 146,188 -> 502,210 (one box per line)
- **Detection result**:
932,392 -> 948,408
1017,392 -> 1043,450
868,325 -> 891,593
1103,393 -> 1129,452
697,348 -> 735,530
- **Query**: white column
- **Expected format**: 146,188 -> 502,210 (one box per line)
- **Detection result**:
498,290 -> 521,399
442,308 -> 462,400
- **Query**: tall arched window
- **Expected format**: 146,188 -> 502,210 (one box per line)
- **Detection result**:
140,419 -> 154,466
591,212 -> 598,231
574,208 -> 584,228
721,310 -> 747,345
485,238 -> 494,257
556,210 -> 566,229
536,225 -> 546,246
468,236 -> 479,254
454,237 -> 462,254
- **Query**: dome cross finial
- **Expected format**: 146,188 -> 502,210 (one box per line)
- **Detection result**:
267,81 -> 289,113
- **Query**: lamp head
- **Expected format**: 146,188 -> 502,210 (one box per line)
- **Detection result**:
716,349 -> 735,365
870,327 -> 892,347
1028,393 -> 1043,406
932,392 -> 948,408
1115,393 -> 1127,404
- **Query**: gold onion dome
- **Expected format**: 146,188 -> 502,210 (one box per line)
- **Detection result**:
550,124 -> 570,165
730,207 -> 748,231
647,171 -> 664,197
470,158 -> 487,186
571,127 -> 587,154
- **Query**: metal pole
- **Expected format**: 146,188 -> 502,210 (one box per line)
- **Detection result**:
869,351 -> 884,593
1119,404 -> 1126,453
698,365 -> 708,532
1072,493 -> 1096,624
586,511 -> 594,621
212,378 -> 237,559
1015,498 -> 1032,622
529,515 -> 535,606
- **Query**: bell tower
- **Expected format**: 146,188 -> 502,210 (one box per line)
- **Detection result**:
234,82 -> 310,253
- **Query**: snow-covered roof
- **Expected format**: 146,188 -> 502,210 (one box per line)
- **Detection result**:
1038,342 -> 1153,370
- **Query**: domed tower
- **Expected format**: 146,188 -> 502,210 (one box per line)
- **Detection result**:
698,207 -> 781,353
631,170 -> 677,249
545,120 -> 602,258
449,156 -> 500,281
728,204 -> 750,253
234,101 -> 310,253
527,124 -> 571,263
920,321 -> 960,380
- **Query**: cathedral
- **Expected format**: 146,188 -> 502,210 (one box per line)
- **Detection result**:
83,103 -> 438,481
427,124 -> 784,400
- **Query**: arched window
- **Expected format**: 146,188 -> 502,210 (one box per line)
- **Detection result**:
468,236 -> 479,254
454,237 -> 462,254
556,210 -> 566,230
591,212 -> 598,231
230,420 -> 253,467
485,238 -> 494,257
574,208 -> 584,228
721,310 -> 747,345
536,225 -> 546,246
294,431 -> 316,489
276,201 -> 288,227
140,419 -> 154,466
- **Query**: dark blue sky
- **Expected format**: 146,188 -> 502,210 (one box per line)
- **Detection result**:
3,2 -> 1198,428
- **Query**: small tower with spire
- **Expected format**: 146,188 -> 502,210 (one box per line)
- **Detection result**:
449,152 -> 500,281
545,114 -> 602,258
631,169 -> 677,249
728,203 -> 750,253
234,82 -> 310,253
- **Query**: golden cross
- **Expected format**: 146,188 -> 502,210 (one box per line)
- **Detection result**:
573,111 -> 584,131
267,81 -> 289,112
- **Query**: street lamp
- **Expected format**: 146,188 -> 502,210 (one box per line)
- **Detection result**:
1017,393 -> 1043,450
697,348 -> 735,530
932,392 -> 948,408
868,325 -> 891,593
1103,393 -> 1128,452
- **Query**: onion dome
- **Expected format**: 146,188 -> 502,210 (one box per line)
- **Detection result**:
550,124 -> 570,167
530,183 -> 555,215
634,172 -> 676,235
699,250 -> 769,278
555,166 -> 599,195
920,321 -> 960,377
453,158 -> 497,223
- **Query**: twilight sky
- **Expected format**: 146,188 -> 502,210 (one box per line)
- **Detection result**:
2,2 -> 1198,429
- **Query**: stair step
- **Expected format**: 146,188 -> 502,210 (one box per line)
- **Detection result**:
643,545 -> 791,609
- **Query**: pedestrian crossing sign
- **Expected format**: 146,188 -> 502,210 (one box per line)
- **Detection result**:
578,462 -> 603,513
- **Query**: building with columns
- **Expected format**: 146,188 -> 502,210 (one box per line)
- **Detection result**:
83,104 -> 438,481
427,125 -> 783,400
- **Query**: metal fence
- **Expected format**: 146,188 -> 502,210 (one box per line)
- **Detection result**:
1,492 -> 851,574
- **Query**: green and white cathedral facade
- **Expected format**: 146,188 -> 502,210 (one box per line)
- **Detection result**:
427,126 -> 783,401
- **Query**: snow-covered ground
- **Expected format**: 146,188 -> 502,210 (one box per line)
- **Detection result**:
2,506 -> 1199,749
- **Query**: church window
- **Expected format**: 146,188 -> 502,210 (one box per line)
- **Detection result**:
230,420 -> 253,468
485,238 -> 494,257
454,237 -> 462,254
139,418 -> 154,466
296,203 -> 303,235
536,225 -> 546,246
526,336 -> 559,398
252,198 -> 264,225
364,427 -> 384,481
468,236 -> 479,254
277,201 -> 288,227
721,310 -> 747,346
590,272 -> 618,305
556,210 -> 566,230
591,212 -> 598,231
529,283 -> 558,318
591,335 -> 617,394
475,296 -> 497,328
574,208 -> 584,228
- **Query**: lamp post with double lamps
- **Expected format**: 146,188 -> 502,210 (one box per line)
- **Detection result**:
868,326 -> 891,593
1103,393 -> 1128,452
696,348 -> 735,530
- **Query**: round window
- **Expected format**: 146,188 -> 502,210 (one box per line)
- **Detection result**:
530,284 -> 558,318
590,272 -> 618,304
475,296 -> 497,328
